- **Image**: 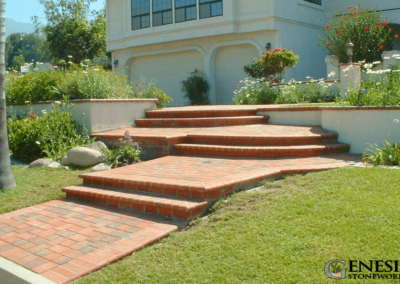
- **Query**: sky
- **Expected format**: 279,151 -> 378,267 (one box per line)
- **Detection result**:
7,0 -> 106,24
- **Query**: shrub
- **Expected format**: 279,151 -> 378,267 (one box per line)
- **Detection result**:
244,49 -> 299,81
130,76 -> 173,108
181,69 -> 210,105
7,100 -> 94,162
319,5 -> 396,63
233,78 -> 278,105
363,140 -> 400,166
101,131 -> 141,168
337,58 -> 400,106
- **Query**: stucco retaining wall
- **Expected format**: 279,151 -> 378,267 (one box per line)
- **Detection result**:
7,99 -> 157,134
257,108 -> 322,125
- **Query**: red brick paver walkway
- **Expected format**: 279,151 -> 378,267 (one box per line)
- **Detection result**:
0,199 -> 183,284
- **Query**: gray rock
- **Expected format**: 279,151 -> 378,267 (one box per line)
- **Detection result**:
29,158 -> 52,168
91,163 -> 112,172
86,141 -> 107,151
60,147 -> 106,167
47,162 -> 61,169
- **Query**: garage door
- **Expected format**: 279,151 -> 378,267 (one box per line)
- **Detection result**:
130,51 -> 204,106
215,45 -> 259,104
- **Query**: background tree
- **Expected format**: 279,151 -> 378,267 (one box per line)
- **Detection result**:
319,5 -> 394,63
37,0 -> 106,64
0,0 -> 16,189
5,32 -> 49,69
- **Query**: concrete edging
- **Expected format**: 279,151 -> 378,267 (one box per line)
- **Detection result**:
0,256 -> 57,284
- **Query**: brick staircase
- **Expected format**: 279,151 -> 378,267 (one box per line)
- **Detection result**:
0,106 -> 360,284
64,107 -> 353,221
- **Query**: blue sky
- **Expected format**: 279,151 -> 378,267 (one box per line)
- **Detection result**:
7,0 -> 106,24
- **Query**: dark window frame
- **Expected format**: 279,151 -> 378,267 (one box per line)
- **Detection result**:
175,0 -> 197,23
303,0 -> 322,5
131,0 -> 151,30
153,0 -> 173,27
199,0 -> 223,19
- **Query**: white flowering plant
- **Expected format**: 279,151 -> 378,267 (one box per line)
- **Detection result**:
233,78 -> 278,105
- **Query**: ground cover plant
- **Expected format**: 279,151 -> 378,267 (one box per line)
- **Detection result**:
7,100 -> 94,163
0,166 -> 90,214
76,167 -> 400,283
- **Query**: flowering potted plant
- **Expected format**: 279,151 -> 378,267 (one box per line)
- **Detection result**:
244,48 -> 299,83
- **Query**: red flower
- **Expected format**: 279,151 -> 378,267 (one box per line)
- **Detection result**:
365,26 -> 369,31
283,48 -> 286,51
30,113 -> 36,118
351,13 -> 355,17
326,25 -> 331,29
384,21 -> 388,26
347,6 -> 351,10
395,34 -> 399,39
376,24 -> 380,28
354,5 -> 358,9
275,48 -> 281,52
244,66 -> 247,70
344,15 -> 348,18
266,52 -> 271,56
287,54 -> 291,57
378,22 -> 382,26
338,30 -> 343,34
379,45 -> 384,50
327,42 -> 332,46
355,12 -> 359,15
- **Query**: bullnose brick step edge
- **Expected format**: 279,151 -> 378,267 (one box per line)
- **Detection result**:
145,109 -> 258,118
135,116 -> 269,128
62,185 -> 208,220
174,144 -> 351,158
185,133 -> 338,146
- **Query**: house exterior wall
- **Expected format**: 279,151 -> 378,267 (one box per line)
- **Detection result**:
106,0 -> 400,106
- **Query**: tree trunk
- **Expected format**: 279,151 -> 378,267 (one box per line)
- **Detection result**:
0,0 -> 16,189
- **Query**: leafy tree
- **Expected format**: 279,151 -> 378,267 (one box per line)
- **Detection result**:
0,0 -> 16,189
319,5 -> 394,63
37,0 -> 106,64
5,33 -> 49,69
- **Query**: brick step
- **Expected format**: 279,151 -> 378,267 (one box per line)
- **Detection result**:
174,143 -> 350,158
186,133 -> 338,146
146,109 -> 257,118
135,116 -> 269,128
63,185 -> 208,220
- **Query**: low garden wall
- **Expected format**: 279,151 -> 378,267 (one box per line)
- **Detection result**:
7,99 -> 157,134
261,106 -> 400,154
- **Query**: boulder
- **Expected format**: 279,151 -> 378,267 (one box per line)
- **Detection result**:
60,147 -> 106,167
86,141 -> 107,152
29,158 -> 52,168
47,162 -> 61,169
91,163 -> 112,172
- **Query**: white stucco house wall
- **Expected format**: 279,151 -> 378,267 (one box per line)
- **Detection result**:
106,0 -> 400,106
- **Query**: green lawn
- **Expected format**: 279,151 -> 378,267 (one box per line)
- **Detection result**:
0,166 -> 90,214
75,167 -> 400,284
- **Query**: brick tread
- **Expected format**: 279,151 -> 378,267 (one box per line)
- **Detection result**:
135,116 -> 269,128
63,185 -> 208,219
146,109 -> 257,118
175,143 -> 350,158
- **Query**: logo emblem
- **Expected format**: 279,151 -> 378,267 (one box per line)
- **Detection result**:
325,260 -> 347,279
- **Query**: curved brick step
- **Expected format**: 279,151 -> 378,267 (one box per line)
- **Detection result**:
135,116 -> 269,128
174,143 -> 350,158
146,109 -> 258,118
186,133 -> 338,146
63,185 -> 208,220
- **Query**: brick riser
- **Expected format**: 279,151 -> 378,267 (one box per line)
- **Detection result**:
136,116 -> 269,128
186,135 -> 338,147
62,186 -> 208,220
174,144 -> 350,159
146,109 -> 258,118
